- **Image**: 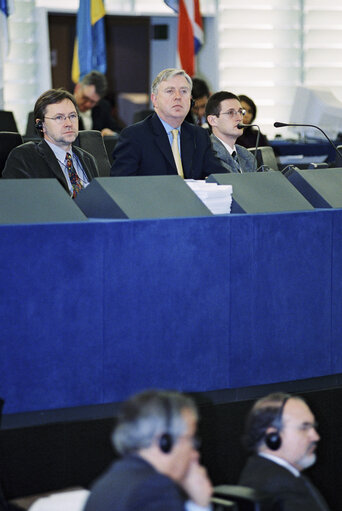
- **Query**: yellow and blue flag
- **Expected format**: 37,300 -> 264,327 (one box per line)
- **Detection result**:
72,0 -> 106,84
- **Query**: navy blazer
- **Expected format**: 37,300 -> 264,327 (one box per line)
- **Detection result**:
110,113 -> 226,179
210,134 -> 257,173
2,139 -> 99,194
239,455 -> 330,511
84,455 -> 186,511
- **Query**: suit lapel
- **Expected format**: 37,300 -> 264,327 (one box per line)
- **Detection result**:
150,114 -> 177,173
37,140 -> 69,189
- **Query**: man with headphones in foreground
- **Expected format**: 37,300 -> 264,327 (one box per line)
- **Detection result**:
239,392 -> 330,511
83,390 -> 212,511
3,89 -> 98,198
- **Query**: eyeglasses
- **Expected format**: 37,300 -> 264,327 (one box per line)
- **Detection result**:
44,113 -> 79,124
219,108 -> 246,118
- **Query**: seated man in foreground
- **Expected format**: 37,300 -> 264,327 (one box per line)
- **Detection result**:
3,88 -> 99,198
83,389 -> 212,511
239,392 -> 331,511
110,68 -> 226,179
206,91 -> 257,173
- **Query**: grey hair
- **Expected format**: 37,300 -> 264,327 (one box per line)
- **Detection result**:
112,389 -> 198,455
151,68 -> 192,96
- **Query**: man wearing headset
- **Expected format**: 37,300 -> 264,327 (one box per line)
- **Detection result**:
3,89 -> 98,198
83,390 -> 212,511
239,392 -> 330,511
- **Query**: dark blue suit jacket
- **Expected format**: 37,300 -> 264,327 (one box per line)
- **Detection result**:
110,113 -> 226,179
84,455 -> 186,511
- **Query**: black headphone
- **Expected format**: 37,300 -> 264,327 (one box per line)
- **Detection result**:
159,397 -> 174,454
190,98 -> 195,108
35,119 -> 43,131
265,396 -> 290,451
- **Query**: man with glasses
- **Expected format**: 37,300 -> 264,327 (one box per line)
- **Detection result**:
3,88 -> 99,197
74,71 -> 121,136
206,91 -> 256,173
238,392 -> 331,511
84,389 -> 213,511
110,68 -> 226,178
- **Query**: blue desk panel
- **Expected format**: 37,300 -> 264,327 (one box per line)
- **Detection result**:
0,210 -> 340,414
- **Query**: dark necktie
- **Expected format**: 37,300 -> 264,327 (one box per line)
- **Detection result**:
65,152 -> 83,198
231,150 -> 241,173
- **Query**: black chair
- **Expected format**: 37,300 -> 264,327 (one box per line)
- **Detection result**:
24,111 -> 37,138
103,133 -> 119,166
213,485 -> 273,511
0,132 -> 23,176
249,146 -> 279,171
133,109 -> 154,124
74,130 -> 111,177
0,111 -> 18,133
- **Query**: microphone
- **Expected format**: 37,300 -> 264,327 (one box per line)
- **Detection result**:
273,122 -> 342,162
237,123 -> 260,172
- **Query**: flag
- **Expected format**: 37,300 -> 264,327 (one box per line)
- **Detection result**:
72,0 -> 106,84
0,0 -> 14,60
164,0 -> 203,77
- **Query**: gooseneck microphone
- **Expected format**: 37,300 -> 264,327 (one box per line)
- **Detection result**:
274,122 -> 342,161
237,123 -> 260,171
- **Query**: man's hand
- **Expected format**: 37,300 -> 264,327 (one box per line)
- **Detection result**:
181,460 -> 213,507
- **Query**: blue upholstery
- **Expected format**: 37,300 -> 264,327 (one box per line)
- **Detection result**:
0,210 -> 341,414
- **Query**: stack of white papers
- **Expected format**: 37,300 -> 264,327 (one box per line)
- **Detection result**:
185,180 -> 233,214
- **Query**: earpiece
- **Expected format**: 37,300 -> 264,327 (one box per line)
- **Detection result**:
159,432 -> 173,453
264,396 -> 290,451
265,430 -> 282,451
35,120 -> 43,131
190,98 -> 195,108
158,398 -> 174,454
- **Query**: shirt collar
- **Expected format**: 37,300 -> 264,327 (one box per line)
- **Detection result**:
259,452 -> 300,477
158,116 -> 181,135
45,139 -> 72,162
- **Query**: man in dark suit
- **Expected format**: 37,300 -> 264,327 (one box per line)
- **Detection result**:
206,91 -> 257,173
74,71 -> 121,135
84,390 -> 212,511
239,392 -> 331,511
110,68 -> 226,179
3,88 -> 98,197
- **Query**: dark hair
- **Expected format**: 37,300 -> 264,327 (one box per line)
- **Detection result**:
81,70 -> 108,98
34,88 -> 79,137
192,78 -> 210,100
238,94 -> 257,123
205,91 -> 240,118
112,389 -> 198,455
242,392 -> 296,453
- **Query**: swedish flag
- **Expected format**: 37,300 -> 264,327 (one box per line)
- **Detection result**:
72,0 -> 106,83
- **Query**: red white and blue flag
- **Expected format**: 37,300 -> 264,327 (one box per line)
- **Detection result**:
164,0 -> 203,77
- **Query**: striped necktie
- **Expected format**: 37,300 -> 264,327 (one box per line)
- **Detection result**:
232,150 -> 242,173
65,152 -> 83,198
171,129 -> 184,178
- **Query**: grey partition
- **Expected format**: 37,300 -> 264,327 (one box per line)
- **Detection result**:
208,171 -> 313,213
285,167 -> 342,208
75,176 -> 213,219
0,179 -> 87,224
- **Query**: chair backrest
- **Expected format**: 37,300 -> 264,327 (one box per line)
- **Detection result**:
0,132 -> 24,176
74,130 -> 111,177
213,485 -> 273,511
25,111 -> 37,138
249,146 -> 279,171
0,110 -> 18,133
133,109 -> 154,124
103,134 -> 119,166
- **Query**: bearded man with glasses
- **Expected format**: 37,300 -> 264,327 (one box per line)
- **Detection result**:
3,88 -> 99,198
206,91 -> 257,173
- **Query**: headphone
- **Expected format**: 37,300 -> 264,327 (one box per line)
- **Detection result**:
190,98 -> 195,108
35,119 -> 43,131
159,397 -> 174,454
265,395 -> 290,451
